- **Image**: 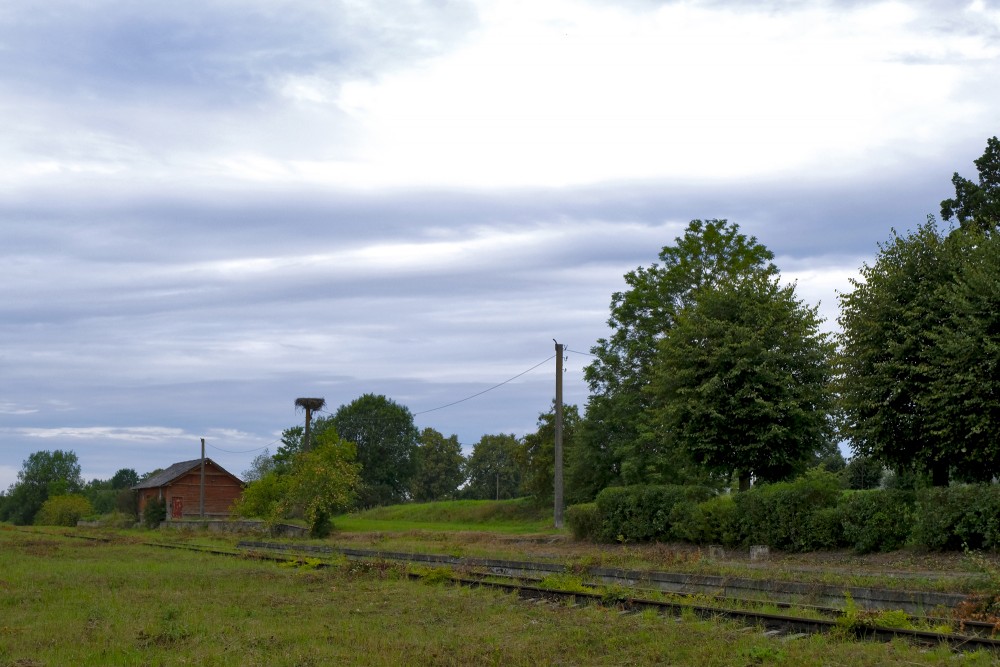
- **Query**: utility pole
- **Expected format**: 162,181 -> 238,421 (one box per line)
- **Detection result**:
553,339 -> 564,529
199,438 -> 206,518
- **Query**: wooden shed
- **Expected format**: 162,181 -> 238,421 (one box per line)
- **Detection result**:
133,458 -> 244,520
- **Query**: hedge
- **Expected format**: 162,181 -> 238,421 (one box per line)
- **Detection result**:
593,484 -> 714,543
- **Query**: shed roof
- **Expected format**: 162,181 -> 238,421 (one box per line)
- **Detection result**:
132,458 -> 242,490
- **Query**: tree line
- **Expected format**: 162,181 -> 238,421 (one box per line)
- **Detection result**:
3,135 -> 999,537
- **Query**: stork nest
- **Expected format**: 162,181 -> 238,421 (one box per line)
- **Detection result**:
294,397 -> 326,411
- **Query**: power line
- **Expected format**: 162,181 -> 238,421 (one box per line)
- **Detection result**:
414,355 -> 557,416
566,348 -> 597,358
206,441 -> 276,455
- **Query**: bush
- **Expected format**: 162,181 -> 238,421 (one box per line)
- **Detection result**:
731,469 -> 843,552
670,494 -> 737,546
912,485 -> 1000,551
142,497 -> 167,529
34,494 -> 93,527
566,503 -> 600,540
840,489 -> 913,553
593,485 -> 714,543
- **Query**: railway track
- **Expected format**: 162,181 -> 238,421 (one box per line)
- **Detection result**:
35,529 -> 1000,653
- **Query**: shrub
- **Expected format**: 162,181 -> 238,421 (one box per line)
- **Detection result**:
566,502 -> 600,541
839,489 -> 914,553
142,497 -> 167,529
912,485 -> 1000,551
34,494 -> 93,527
594,485 -> 714,543
731,469 -> 843,552
670,494 -> 737,546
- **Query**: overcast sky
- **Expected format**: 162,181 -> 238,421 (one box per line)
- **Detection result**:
2,0 -> 999,490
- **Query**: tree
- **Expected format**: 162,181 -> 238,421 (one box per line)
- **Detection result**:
110,468 -> 139,490
920,227 -> 1000,480
464,434 -> 522,500
649,271 -> 835,490
582,219 -> 778,489
242,449 -> 276,483
329,394 -> 419,508
941,136 -> 1000,233
843,455 -> 885,490
0,450 -> 83,525
838,218 -> 959,485
517,403 -> 580,506
410,428 -> 466,502
235,429 -> 360,537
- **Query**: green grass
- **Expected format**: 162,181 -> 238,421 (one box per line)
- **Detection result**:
336,498 -> 560,534
2,526 -> 992,666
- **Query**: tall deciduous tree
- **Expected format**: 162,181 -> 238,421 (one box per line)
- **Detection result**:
464,434 -> 522,501
838,217 -> 958,484
581,219 -> 777,490
921,228 -> 1000,480
650,272 -> 835,490
0,450 -> 83,525
941,136 -> 1000,233
329,394 -> 419,508
410,428 -> 466,502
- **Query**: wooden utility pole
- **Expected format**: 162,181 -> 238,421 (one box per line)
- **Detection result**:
554,340 -> 564,529
199,438 -> 206,518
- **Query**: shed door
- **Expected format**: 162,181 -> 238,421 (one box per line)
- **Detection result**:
171,496 -> 183,519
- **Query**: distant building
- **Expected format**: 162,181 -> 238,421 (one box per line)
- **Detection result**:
133,458 -> 244,520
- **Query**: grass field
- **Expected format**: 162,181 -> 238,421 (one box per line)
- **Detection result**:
335,498 -> 559,534
2,525 -> 997,666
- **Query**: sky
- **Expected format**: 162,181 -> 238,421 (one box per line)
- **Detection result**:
2,0 -> 999,490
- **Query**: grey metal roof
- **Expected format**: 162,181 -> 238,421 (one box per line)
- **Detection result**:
132,458 -> 240,490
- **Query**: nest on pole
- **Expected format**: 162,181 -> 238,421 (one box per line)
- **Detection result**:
294,397 -> 326,412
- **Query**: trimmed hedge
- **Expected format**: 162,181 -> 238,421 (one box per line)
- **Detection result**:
571,477 -> 1000,554
912,485 -> 1000,551
731,470 -> 843,552
840,489 -> 913,553
593,484 -> 714,543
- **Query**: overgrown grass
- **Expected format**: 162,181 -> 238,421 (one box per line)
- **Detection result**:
336,498 -> 559,534
2,527 -> 991,666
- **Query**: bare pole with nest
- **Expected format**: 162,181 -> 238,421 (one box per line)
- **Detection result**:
295,397 -> 326,451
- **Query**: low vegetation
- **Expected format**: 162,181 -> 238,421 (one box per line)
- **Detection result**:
3,526 -> 997,666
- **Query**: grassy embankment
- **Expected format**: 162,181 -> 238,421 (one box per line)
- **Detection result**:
2,525 -> 994,666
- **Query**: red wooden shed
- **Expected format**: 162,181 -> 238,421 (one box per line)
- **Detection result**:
133,458 -> 244,520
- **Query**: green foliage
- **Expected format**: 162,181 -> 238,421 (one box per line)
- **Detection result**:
110,468 -> 139,489
410,428 -> 466,502
839,217 -> 1000,485
240,449 -> 276,483
236,430 -> 361,536
143,497 -> 167,528
0,449 -> 83,525
650,270 -> 835,488
731,469 -> 843,552
328,394 -> 419,508
463,433 -> 522,500
517,402 -> 580,506
581,219 -> 778,491
670,494 -> 738,546
941,136 -> 1000,233
34,494 -> 93,527
842,455 -> 884,490
565,502 -> 600,540
911,484 -> 1000,551
593,484 -> 714,543
839,489 -> 913,553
